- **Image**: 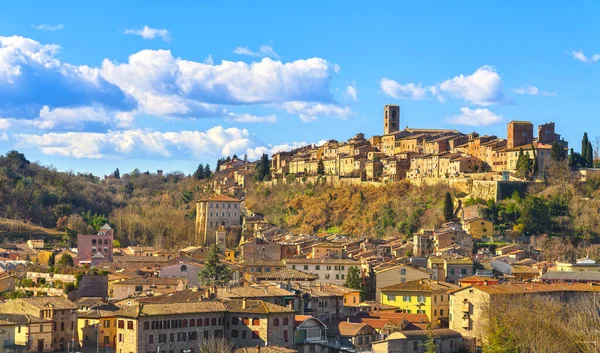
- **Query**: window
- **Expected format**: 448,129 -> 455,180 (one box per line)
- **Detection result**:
148,335 -> 154,344
181,265 -> 187,272
304,265 -> 309,270
204,318 -> 210,326
118,334 -> 123,343
418,296 -> 426,303
232,317 -> 239,325
358,337 -> 363,345
400,268 -> 406,275
211,318 -> 217,326
450,269 -> 456,275
283,330 -> 288,342
325,274 -> 330,279
92,239 -> 97,245
143,321 -> 149,330
315,265 -> 320,270
326,266 -> 331,270
242,331 -> 247,339
182,319 -> 188,328
434,309 -> 437,316
461,269 -> 467,275
341,266 -> 345,270
242,317 -> 249,325
252,331 -> 260,339
60,322 -> 64,331
169,333 -> 174,342
291,265 -> 296,270
252,318 -> 260,326
197,318 -> 203,326
118,320 -> 125,329
283,318 -> 289,326
341,274 -> 345,280
387,294 -> 396,301
127,321 -> 134,330
273,318 -> 279,326
231,329 -> 239,338
440,309 -> 444,316
335,274 -> 339,280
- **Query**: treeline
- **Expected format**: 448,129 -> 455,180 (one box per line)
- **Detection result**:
245,179 -> 451,238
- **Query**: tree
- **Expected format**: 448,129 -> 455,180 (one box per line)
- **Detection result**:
253,154 -> 270,182
517,196 -> 551,235
204,164 -> 212,179
317,159 -> 325,176
443,192 -> 453,222
585,140 -> 594,168
515,148 -> 533,180
197,338 -> 234,353
47,253 -> 55,267
113,239 -> 121,248
123,181 -> 134,198
582,132 -> 590,165
551,141 -> 567,161
113,168 -> 120,179
194,164 -> 206,180
131,168 -> 141,178
57,253 -> 74,267
531,143 -> 538,175
423,327 -> 438,353
344,266 -> 362,290
198,244 -> 233,286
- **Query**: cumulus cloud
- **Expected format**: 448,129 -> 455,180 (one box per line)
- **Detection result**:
571,50 -> 600,63
380,79 -> 428,100
226,112 -> 277,124
380,66 -> 509,106
512,85 -> 557,96
346,85 -> 358,101
445,107 -> 503,126
245,141 -> 311,160
0,35 -> 345,129
124,26 -> 171,41
33,24 -> 64,31
280,102 -> 353,123
438,66 -> 508,106
233,45 -> 279,59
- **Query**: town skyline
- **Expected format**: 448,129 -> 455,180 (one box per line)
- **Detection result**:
1,1 -> 599,176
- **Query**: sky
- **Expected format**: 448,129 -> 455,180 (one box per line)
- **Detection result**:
0,1 -> 599,176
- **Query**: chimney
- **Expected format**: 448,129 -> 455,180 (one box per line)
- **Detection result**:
347,317 -> 350,323
256,346 -> 260,353
242,298 -> 247,309
483,280 -> 488,286
288,301 -> 294,310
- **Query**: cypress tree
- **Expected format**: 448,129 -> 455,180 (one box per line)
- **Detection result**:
443,192 -> 453,222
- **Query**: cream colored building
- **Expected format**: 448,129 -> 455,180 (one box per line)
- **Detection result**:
0,314 -> 53,352
195,195 -> 242,246
375,264 -> 430,289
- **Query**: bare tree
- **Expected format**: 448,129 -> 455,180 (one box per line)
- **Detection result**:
197,338 -> 234,353
594,136 -> 600,163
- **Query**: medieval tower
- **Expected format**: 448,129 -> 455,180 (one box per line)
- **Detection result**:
384,104 -> 400,135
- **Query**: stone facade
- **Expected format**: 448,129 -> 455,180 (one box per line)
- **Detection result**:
195,195 -> 242,246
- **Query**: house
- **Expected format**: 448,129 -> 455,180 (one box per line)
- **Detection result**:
328,321 -> 378,351
449,282 -> 600,347
159,261 -> 203,288
241,237 -> 283,261
26,240 -> 44,250
110,277 -> 188,299
371,329 -> 463,353
0,313 -> 53,352
284,258 -> 363,285
495,244 -> 518,256
77,224 -> 114,265
540,271 -> 600,284
123,246 -> 157,257
457,276 -> 498,288
461,217 -> 493,239
0,275 -> 15,293
428,257 -> 473,284
294,315 -> 327,347
246,268 -> 317,284
555,257 -> 600,272
239,259 -> 286,275
0,297 -> 78,351
375,264 -> 430,289
77,304 -> 120,349
379,279 -> 460,328
310,242 -> 344,259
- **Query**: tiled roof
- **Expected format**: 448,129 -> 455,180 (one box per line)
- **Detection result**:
202,195 -> 241,202
114,277 -> 183,286
284,258 -> 359,264
330,321 -> 375,336
78,305 -> 121,318
379,279 -> 460,292
0,313 -> 52,325
234,347 -> 298,353
118,301 -> 227,318
16,297 -> 78,310
355,312 -> 430,324
387,328 -> 462,341
224,299 -> 294,314
216,286 -> 295,299
74,297 -> 106,308
541,271 -> 600,282
254,268 -> 317,280
239,259 -> 286,267
468,282 -> 600,295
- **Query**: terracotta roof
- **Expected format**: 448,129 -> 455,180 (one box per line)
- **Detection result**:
465,282 -> 600,295
15,297 -> 78,310
386,329 -> 462,341
202,195 -> 241,202
118,301 -> 227,318
74,297 -> 106,308
541,271 -> 600,282
223,299 -> 294,314
0,313 -> 52,325
355,312 -> 430,324
239,259 -> 286,267
114,277 -> 184,286
458,276 -> 498,283
284,258 -> 359,264
331,321 -> 376,336
254,268 -> 317,281
380,279 -> 460,292
234,347 -> 297,353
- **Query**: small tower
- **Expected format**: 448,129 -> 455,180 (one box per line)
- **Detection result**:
384,105 -> 400,135
216,226 -> 227,250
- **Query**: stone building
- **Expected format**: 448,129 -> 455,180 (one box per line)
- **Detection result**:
383,105 -> 400,135
0,297 -> 78,351
195,195 -> 242,246
115,299 -> 294,353
77,223 -> 114,265
0,313 -> 54,352
506,120 -> 533,149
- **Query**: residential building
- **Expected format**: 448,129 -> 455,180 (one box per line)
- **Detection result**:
111,277 -> 188,299
195,195 -> 242,246
0,297 -> 78,351
77,305 -> 119,349
239,260 -> 286,275
375,264 -> 430,289
461,217 -> 493,239
77,223 -> 114,265
294,315 -> 327,347
284,258 -> 362,285
241,237 -> 283,261
328,322 -> 378,351
555,257 -> 600,272
371,329 -> 463,353
379,279 -> 460,328
159,261 -> 203,288
310,242 -> 344,259
0,313 -> 53,353
428,257 -> 473,284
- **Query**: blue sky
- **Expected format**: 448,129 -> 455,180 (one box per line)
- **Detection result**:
0,1 -> 598,175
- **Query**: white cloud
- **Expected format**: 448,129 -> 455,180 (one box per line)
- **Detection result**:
0,133 -> 7,141
346,85 -> 358,101
226,112 -> 277,124
246,141 -> 312,160
379,79 -> 428,100
445,107 -> 503,126
571,50 -> 600,63
512,85 -> 557,96
233,45 -> 279,59
33,24 -> 64,31
280,102 -> 353,123
124,26 -> 171,42
0,118 -> 11,130
438,66 -> 508,106
204,55 -> 214,65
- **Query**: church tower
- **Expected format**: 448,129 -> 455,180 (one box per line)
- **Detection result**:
384,105 -> 400,135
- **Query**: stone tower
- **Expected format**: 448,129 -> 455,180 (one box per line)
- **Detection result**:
507,121 -> 533,149
384,104 -> 400,135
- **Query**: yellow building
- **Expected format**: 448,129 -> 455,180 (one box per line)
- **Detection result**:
77,309 -> 118,349
375,264 -> 430,289
0,314 -> 53,352
462,217 -> 493,239
311,242 -> 344,259
379,279 -> 459,328
225,249 -> 235,262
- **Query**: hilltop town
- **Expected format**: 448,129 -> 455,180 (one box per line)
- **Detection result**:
0,105 -> 598,353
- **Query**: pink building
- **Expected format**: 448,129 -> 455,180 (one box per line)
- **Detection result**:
77,223 -> 114,265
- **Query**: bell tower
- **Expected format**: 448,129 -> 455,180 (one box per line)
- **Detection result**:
384,105 -> 400,135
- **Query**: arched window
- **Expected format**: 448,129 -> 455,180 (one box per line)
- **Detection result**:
211,318 -> 217,326
283,318 -> 289,326
143,321 -> 149,330
231,330 -> 239,338
180,265 -> 187,272
392,110 -> 397,120
182,319 -> 188,328
400,269 -> 406,275
197,318 -> 203,326
190,319 -> 195,327
218,317 -> 223,325
273,318 -> 279,326
204,318 -> 210,326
